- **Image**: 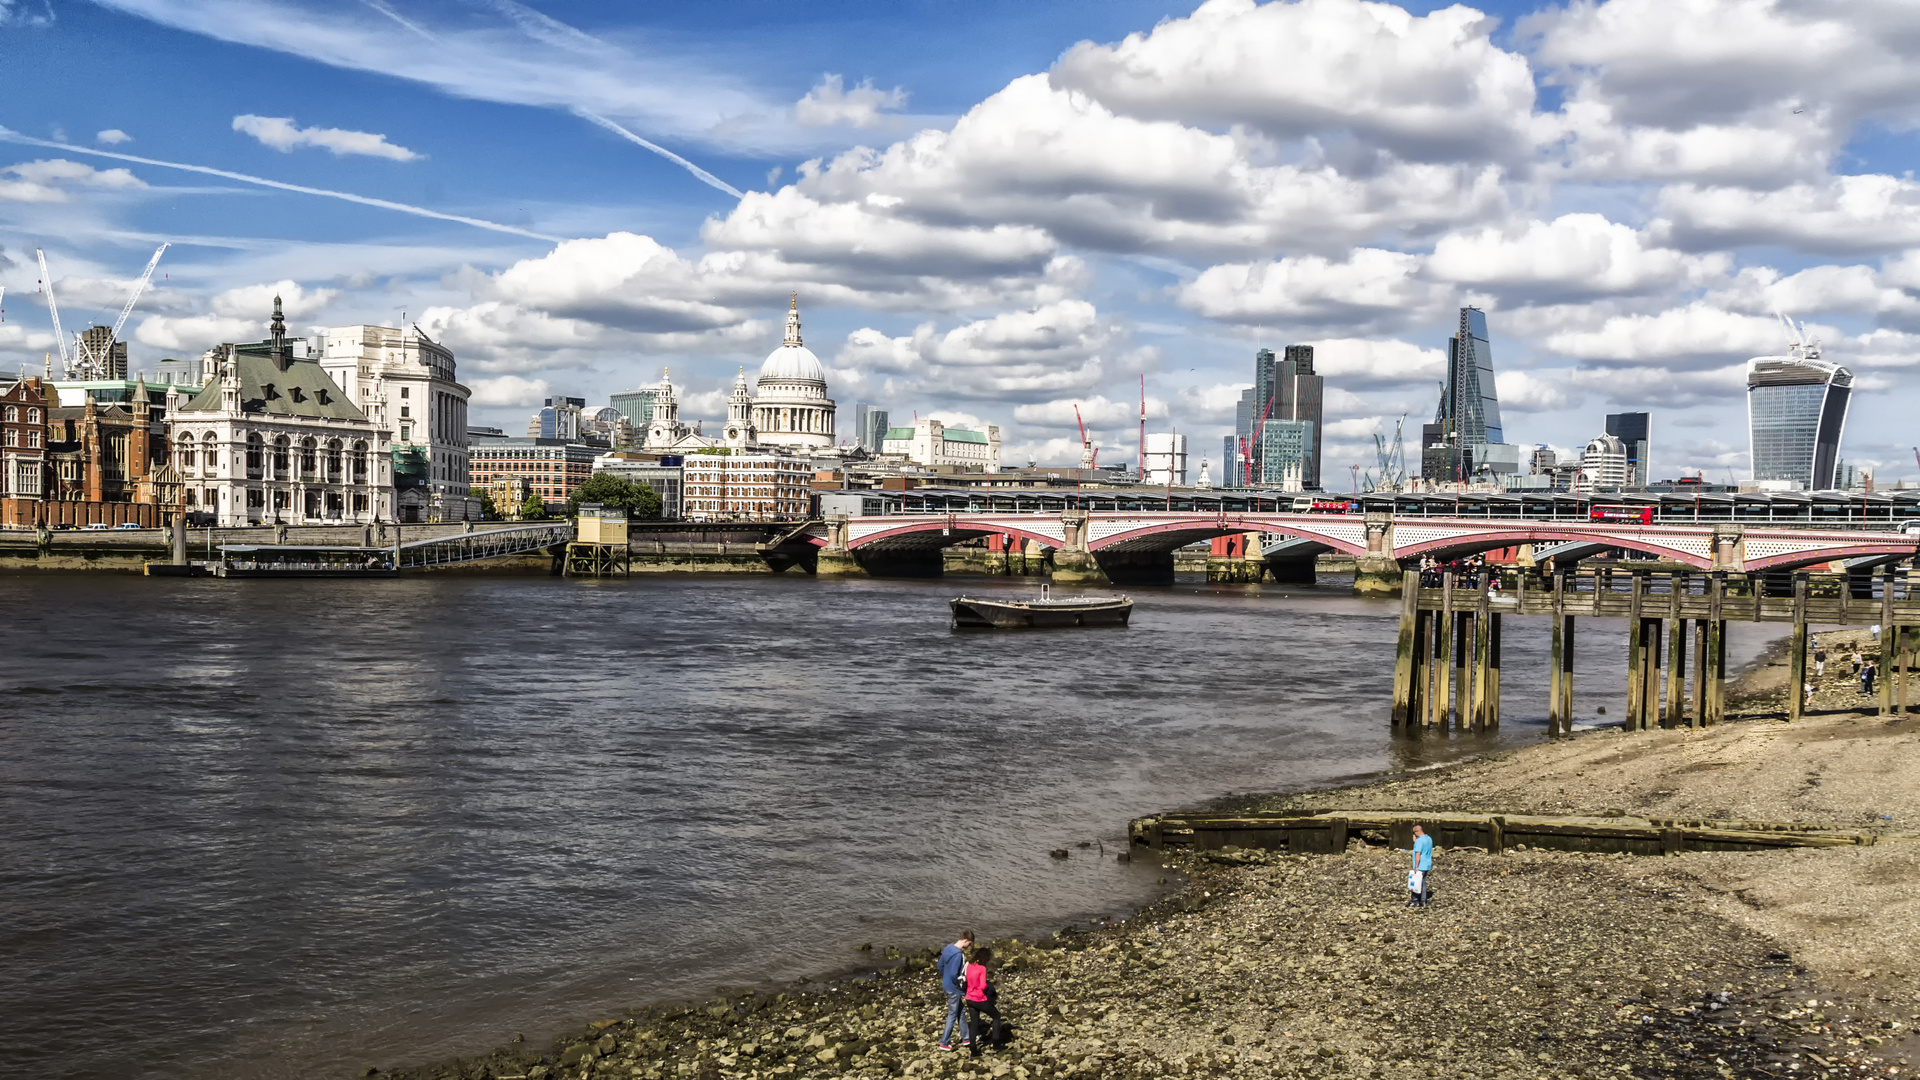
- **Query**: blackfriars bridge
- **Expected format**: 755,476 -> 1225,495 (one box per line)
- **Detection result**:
801,511 -> 1917,590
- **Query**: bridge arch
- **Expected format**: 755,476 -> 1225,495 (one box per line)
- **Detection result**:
1085,515 -> 1371,558
1391,526 -> 1715,570
844,519 -> 1067,555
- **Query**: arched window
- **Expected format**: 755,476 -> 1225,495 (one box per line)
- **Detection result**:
272,436 -> 289,478
26,408 -> 38,424
300,437 -> 317,477
351,440 -> 368,484
245,433 -> 262,474
3,406 -> 15,422
325,439 -> 343,482
176,432 -> 195,469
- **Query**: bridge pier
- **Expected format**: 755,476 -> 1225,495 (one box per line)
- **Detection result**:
1353,556 -> 1403,596
1088,549 -> 1173,586
1265,557 -> 1316,586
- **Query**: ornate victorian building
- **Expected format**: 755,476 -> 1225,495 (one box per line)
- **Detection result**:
168,299 -> 393,525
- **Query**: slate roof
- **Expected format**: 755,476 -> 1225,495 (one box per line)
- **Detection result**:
178,346 -> 368,422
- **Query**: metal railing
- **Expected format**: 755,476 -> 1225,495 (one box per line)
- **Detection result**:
396,523 -> 572,569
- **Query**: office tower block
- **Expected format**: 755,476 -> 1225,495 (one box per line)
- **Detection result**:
1245,345 -> 1324,489
1604,411 -> 1651,488
1748,345 -> 1851,490
1427,307 -> 1518,481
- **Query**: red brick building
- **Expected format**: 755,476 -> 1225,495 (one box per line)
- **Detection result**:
1,378 -> 49,527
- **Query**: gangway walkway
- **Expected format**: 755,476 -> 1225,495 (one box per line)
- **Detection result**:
396,523 -> 572,569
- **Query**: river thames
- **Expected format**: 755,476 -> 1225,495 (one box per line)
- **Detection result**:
0,573 -> 1779,1078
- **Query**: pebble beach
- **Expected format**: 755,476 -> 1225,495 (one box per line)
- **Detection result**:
380,647 -> 1920,1080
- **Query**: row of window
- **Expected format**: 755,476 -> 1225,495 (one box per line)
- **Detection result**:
3,406 -> 42,423
3,429 -> 44,448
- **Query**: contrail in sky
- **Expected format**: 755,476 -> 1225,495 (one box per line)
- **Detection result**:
574,111 -> 745,199
0,127 -> 564,242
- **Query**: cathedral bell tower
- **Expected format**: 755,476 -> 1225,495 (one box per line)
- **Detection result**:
724,367 -> 757,448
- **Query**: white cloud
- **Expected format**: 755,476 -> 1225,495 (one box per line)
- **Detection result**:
233,114 -> 422,161
94,128 -> 131,145
134,279 -> 341,352
1660,176 -> 1920,255
0,158 -> 146,202
1052,0 -> 1542,165
784,73 -> 1511,260
1428,214 -> 1726,298
1494,369 -> 1572,413
835,300 -> 1126,401
1178,249 -> 1438,326
1302,337 -> 1446,390
795,74 -> 908,129
1012,394 -> 1165,428
1176,382 -> 1248,422
468,374 -> 553,407
1544,302 -> 1793,366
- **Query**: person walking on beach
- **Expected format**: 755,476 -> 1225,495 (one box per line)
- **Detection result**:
1863,660 -> 1878,697
963,946 -> 1005,1057
937,930 -> 974,1051
1408,824 -> 1435,909
1815,642 -> 1827,678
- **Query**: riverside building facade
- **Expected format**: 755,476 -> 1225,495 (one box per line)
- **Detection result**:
0,378 -> 48,526
468,437 -> 599,511
682,451 -> 810,520
321,324 -> 474,522
882,418 -> 1001,472
170,300 -> 392,525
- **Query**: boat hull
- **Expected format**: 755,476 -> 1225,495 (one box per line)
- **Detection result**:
950,596 -> 1133,629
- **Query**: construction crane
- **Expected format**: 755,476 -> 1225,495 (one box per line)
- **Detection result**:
1370,415 -> 1408,491
1073,403 -> 1097,470
37,244 -> 168,380
35,248 -> 70,374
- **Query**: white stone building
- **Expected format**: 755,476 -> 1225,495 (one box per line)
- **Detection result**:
171,299 -> 393,525
320,324 -> 473,521
751,296 -> 836,452
882,418 -> 1001,472
1573,433 -> 1630,493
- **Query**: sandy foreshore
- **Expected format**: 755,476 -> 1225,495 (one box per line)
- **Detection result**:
381,638 -> 1920,1080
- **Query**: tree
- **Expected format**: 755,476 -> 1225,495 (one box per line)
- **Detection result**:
471,485 -> 500,520
520,494 -> 548,520
567,473 -> 663,519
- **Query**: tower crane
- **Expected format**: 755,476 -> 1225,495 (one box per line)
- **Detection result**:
106,243 -> 168,354
35,248 -> 70,374
1074,403 -> 1097,470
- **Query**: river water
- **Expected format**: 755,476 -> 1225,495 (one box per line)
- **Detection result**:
0,573 -> 1780,1079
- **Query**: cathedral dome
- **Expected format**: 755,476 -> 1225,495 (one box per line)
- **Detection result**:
759,343 -> 825,385
757,294 -> 826,386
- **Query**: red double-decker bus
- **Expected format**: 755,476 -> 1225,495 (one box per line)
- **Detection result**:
1589,506 -> 1654,524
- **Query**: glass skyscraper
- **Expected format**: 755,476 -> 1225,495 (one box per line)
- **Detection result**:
1424,307 -> 1516,481
1748,351 -> 1851,490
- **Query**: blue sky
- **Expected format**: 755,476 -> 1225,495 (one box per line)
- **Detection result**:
3,0 -> 1919,483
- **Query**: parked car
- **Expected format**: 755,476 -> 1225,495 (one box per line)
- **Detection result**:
113,522 -> 144,530
84,523 -> 113,530
52,523 -> 79,531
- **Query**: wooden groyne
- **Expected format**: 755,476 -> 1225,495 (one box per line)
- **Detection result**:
1130,808 -> 1890,857
1393,567 -> 1920,735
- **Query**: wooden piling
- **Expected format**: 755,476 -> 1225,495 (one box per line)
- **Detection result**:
1391,569 -> 1419,727
1487,612 -> 1502,729
1706,575 -> 1726,725
1789,577 -> 1808,722
1644,617 -> 1664,730
1549,573 -> 1566,736
1472,590 -> 1492,731
1880,570 -> 1896,717
1665,615 -> 1687,728
1436,572 -> 1455,729
1626,576 -> 1645,731
1691,618 -> 1707,729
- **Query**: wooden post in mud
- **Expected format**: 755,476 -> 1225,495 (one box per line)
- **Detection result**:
1706,575 -> 1727,726
1456,608 -> 1473,731
1487,611 -> 1502,729
1549,572 -> 1573,737
1471,587 -> 1492,731
1692,616 -> 1708,729
1626,575 -> 1646,731
1665,614 -> 1687,728
1880,571 -> 1897,717
1391,570 -> 1419,727
1788,576 -> 1808,722
1898,624 -> 1912,719
1436,572 -> 1455,729
1644,616 -> 1664,730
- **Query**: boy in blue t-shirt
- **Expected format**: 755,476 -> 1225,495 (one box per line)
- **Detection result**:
1409,825 -> 1435,909
936,931 -> 975,1050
